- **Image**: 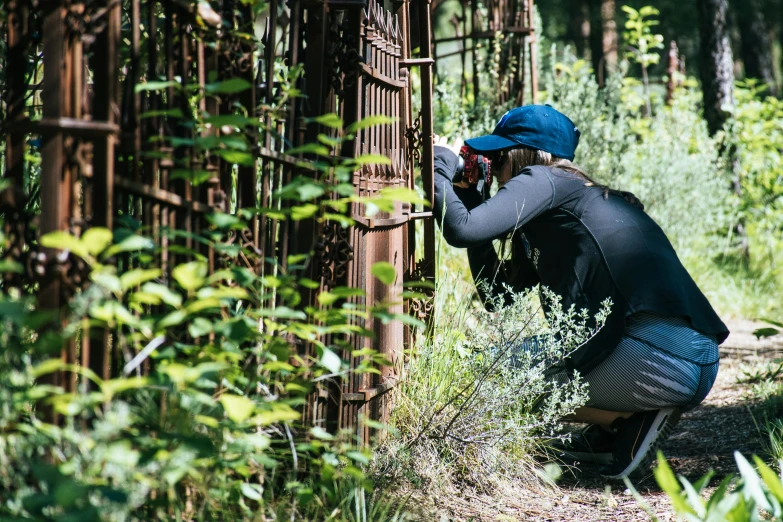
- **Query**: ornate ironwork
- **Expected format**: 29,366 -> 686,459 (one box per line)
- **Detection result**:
314,222 -> 353,288
405,266 -> 435,322
326,10 -> 363,96
405,111 -> 423,168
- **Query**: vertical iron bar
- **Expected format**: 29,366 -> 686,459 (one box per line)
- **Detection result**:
90,0 -> 121,381
40,4 -> 70,407
471,0 -> 480,109
4,1 -> 27,189
418,0 -> 435,292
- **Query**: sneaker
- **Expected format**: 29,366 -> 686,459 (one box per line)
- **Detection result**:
600,407 -> 682,479
552,424 -> 615,464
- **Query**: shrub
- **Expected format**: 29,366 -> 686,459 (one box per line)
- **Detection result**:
378,261 -> 605,493
0,109 -> 423,520
541,50 -> 730,254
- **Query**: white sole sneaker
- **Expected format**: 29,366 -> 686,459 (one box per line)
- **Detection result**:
601,407 -> 682,479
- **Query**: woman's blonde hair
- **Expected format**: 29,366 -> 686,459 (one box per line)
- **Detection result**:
506,147 -> 600,192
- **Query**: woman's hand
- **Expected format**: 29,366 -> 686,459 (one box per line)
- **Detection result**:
433,135 -> 470,188
433,134 -> 463,155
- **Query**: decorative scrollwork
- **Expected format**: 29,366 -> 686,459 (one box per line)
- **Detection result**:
405,111 -> 423,168
221,225 -> 262,272
63,0 -> 116,41
314,222 -> 353,288
405,265 -> 435,323
326,11 -> 363,96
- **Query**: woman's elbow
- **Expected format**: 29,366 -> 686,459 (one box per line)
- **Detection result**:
441,226 -> 475,249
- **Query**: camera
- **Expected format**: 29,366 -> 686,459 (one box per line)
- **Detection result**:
455,145 -> 492,199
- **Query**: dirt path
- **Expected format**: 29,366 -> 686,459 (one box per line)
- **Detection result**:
426,319 -> 783,521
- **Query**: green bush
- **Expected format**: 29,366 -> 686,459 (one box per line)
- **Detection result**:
0,105 -> 423,520
377,249 -> 605,493
541,51 -> 730,254
0,221 -> 404,521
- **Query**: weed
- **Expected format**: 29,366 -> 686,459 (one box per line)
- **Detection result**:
738,360 -> 783,384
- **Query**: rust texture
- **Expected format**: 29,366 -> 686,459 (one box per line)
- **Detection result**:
1,0 -> 533,442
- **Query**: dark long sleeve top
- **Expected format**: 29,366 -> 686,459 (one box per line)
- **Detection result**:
433,146 -> 729,374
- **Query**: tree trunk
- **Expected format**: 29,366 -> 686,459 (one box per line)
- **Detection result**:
733,0 -> 777,96
567,0 -> 591,60
600,0 -> 617,73
588,0 -> 616,86
698,0 -> 735,136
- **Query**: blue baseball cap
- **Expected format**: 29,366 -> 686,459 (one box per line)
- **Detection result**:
464,104 -> 581,161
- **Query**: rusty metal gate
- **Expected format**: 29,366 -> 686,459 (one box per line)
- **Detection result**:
1,0 -> 535,442
1,0 -> 437,442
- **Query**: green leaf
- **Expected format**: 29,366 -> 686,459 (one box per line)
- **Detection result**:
184,297 -> 222,314
291,204 -> 319,220
104,235 -> 155,258
32,358 -> 67,378
310,426 -> 336,440
317,134 -> 344,148
320,348 -> 343,374
754,327 -> 780,339
135,80 -> 180,93
120,268 -> 161,291
254,307 -> 307,320
0,259 -> 23,273
205,78 -> 252,94
296,183 -> 326,201
371,261 -> 396,285
754,456 -> 783,503
759,318 -> 783,329
102,377 -> 149,397
220,394 -> 256,423
378,187 -> 429,206
308,113 -> 343,129
346,115 -> 397,133
240,483 -> 264,501
735,451 -> 773,512
254,404 -> 301,425
172,261 -> 207,291
170,169 -> 214,186
679,476 -> 706,518
158,309 -> 188,329
141,282 -> 182,308
188,317 -> 214,338
218,150 -> 255,166
331,286 -> 365,298
40,231 -> 90,260
353,153 -> 392,166
91,271 -> 122,294
81,227 -> 114,255
653,452 -> 695,515
706,474 -> 736,513
140,108 -> 184,119
194,414 -> 220,428
317,291 -> 339,306
346,451 -> 370,465
285,143 -> 331,157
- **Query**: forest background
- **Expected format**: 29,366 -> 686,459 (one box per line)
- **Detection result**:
1,0 -> 783,520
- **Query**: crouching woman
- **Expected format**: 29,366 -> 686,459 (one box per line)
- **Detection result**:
432,104 -> 729,478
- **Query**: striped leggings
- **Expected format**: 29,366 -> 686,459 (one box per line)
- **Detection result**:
525,313 -> 720,412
